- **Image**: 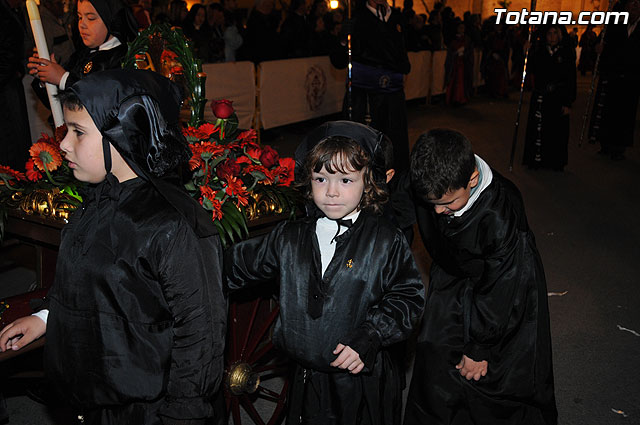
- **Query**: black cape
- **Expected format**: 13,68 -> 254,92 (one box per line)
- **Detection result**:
404,171 -> 558,425
225,211 -> 425,425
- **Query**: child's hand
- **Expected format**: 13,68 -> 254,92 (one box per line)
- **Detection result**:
330,343 -> 364,374
0,316 -> 46,352
28,53 -> 65,86
456,354 -> 488,381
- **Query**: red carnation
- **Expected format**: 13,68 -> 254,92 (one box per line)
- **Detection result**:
275,157 -> 295,186
216,158 -> 241,179
211,99 -> 234,119
246,146 -> 262,161
259,145 -> 279,169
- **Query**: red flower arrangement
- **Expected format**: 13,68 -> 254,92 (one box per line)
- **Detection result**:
183,99 -> 300,244
0,126 -> 84,238
1,102 -> 299,246
0,126 -> 80,192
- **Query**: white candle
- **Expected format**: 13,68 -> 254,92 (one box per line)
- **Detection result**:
26,0 -> 64,128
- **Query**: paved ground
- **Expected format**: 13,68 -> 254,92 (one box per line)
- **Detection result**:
2,74 -> 639,424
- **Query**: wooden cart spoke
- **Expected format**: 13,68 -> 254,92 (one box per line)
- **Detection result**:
240,395 -> 267,425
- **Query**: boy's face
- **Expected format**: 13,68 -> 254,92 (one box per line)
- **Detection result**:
60,106 -> 106,183
427,169 -> 479,216
311,164 -> 365,219
77,0 -> 109,49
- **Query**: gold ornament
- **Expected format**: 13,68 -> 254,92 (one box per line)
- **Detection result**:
10,188 -> 76,221
226,362 -> 260,395
245,192 -> 286,221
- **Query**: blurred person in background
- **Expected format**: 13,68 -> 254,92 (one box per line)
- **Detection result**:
589,0 -> 640,160
0,0 -> 31,170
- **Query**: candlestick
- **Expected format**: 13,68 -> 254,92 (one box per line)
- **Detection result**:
25,0 -> 64,127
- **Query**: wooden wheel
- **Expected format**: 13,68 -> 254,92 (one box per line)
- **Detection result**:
224,292 -> 290,425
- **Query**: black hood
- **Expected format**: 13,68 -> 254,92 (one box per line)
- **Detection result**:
68,69 -> 217,237
87,0 -> 138,43
68,68 -> 190,179
294,120 -> 389,186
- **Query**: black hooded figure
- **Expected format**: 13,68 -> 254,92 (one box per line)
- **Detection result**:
225,120 -> 425,425
32,0 -> 138,108
43,69 -> 227,425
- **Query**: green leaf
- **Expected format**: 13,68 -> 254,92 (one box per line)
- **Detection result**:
221,201 -> 248,240
214,220 -> 227,247
218,214 -> 235,244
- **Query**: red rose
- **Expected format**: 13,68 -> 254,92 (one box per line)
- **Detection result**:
216,158 -> 241,179
211,99 -> 234,119
259,145 -> 279,169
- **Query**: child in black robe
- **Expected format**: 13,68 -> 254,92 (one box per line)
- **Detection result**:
403,129 -> 558,425
0,69 -> 226,425
225,121 -> 425,425
29,0 -> 138,107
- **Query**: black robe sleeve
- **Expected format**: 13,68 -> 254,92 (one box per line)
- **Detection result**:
224,221 -> 285,290
157,225 -> 227,420
343,230 -> 424,369
463,212 -> 523,361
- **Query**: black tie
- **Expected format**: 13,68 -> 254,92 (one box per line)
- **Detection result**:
331,218 -> 353,244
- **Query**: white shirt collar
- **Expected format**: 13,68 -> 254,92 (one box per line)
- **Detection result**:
317,210 -> 361,231
366,2 -> 391,22
453,155 -> 493,217
97,36 -> 121,51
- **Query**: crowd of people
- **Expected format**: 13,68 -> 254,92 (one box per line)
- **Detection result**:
1,0 -> 638,178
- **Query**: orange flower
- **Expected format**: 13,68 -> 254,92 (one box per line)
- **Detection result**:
238,129 -> 258,147
199,186 -> 222,219
210,198 -> 223,220
25,159 -> 43,181
183,126 -> 201,138
275,157 -> 295,186
0,165 -> 26,182
189,156 -> 203,171
197,123 -> 219,138
189,141 -> 226,158
29,142 -> 63,172
236,192 -> 249,208
199,185 -> 217,202
224,175 -> 247,198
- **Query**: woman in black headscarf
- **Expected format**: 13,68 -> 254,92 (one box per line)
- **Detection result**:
28,0 -> 138,106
